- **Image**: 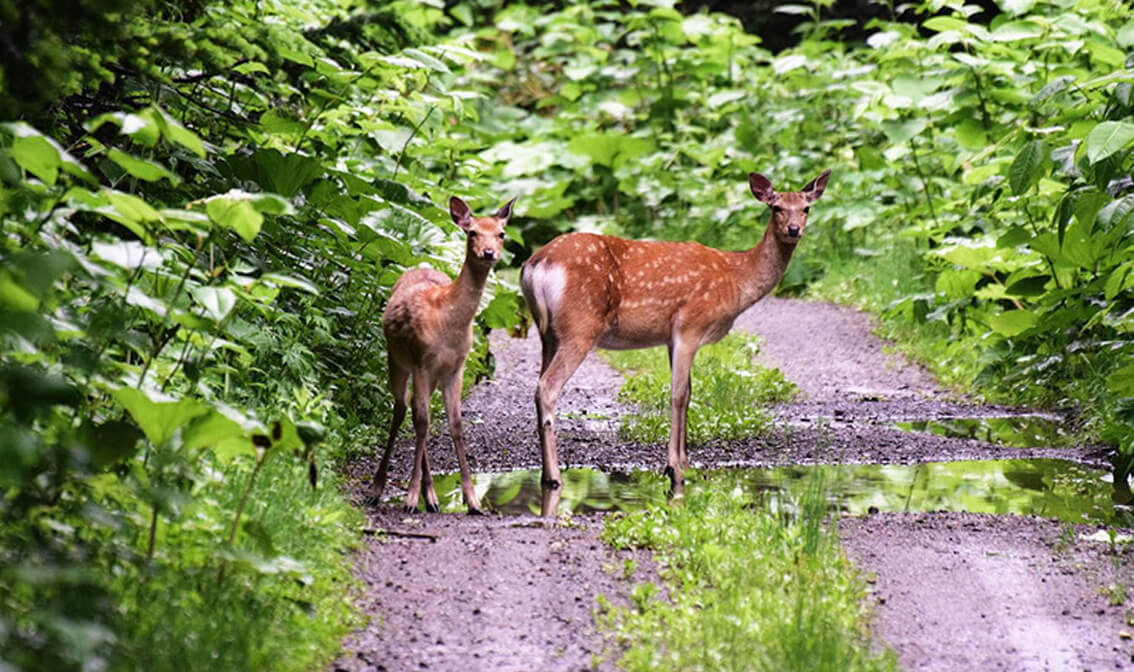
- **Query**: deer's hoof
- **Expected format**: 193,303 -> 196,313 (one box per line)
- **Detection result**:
425,502 -> 441,514
402,504 -> 419,514
467,506 -> 485,516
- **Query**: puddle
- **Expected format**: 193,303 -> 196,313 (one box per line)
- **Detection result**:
422,459 -> 1125,525
893,415 -> 1075,448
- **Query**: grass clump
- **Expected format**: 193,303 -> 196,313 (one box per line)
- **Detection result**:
599,469 -> 896,672
604,332 -> 797,444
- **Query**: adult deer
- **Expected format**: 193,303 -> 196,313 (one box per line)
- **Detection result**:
371,195 -> 515,514
521,170 -> 829,516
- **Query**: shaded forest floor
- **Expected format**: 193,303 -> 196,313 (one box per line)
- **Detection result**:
334,297 -> 1132,671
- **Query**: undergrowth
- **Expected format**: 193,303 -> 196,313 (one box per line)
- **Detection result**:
109,456 -> 363,671
598,468 -> 896,672
603,332 -> 797,444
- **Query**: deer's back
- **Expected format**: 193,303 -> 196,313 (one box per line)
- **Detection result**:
523,232 -> 743,348
382,268 -> 471,368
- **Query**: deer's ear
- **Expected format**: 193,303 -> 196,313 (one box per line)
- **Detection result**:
495,196 -> 517,223
749,173 -> 775,204
803,169 -> 831,204
450,196 -> 473,230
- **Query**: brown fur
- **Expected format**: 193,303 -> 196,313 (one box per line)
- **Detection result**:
521,171 -> 830,516
372,196 -> 514,513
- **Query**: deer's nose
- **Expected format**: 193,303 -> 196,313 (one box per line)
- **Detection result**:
787,225 -> 801,237
480,249 -> 498,261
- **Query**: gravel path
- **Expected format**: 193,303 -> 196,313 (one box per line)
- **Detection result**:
335,296 -> 1128,671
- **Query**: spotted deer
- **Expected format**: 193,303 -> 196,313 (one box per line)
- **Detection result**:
372,196 -> 515,514
521,170 -> 830,516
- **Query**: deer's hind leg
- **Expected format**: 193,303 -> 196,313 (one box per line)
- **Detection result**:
404,368 -> 439,513
370,359 -> 410,505
535,326 -> 601,517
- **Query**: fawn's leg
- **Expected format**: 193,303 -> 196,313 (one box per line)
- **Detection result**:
442,368 -> 483,514
419,445 -> 440,513
404,369 -> 433,512
371,361 -> 409,503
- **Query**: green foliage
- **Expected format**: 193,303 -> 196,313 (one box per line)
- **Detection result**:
1,0 -> 523,669
4,0 -> 1134,666
704,0 -> 1134,482
605,333 -> 797,444
600,468 -> 896,672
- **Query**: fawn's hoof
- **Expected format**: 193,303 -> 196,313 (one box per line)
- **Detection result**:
467,506 -> 485,516
402,504 -> 419,514
425,501 -> 441,514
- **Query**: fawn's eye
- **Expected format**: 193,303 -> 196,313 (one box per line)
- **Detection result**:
498,232 -> 506,239
804,206 -> 810,214
772,205 -> 783,213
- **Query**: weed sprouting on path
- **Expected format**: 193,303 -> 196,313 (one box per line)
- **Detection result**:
598,467 -> 896,672
604,333 -> 797,444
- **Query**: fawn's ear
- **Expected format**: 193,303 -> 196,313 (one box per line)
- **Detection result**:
450,196 -> 473,231
495,196 -> 517,223
803,169 -> 831,204
749,173 -> 775,204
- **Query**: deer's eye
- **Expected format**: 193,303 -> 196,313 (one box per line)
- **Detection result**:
772,205 -> 783,214
804,206 -> 810,214
498,232 -> 506,239
468,230 -> 479,238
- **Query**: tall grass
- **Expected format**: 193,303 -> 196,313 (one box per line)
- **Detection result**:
599,468 -> 895,672
604,332 -> 797,443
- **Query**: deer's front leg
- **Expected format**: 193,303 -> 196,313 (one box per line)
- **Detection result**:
404,369 -> 435,513
666,336 -> 698,497
442,369 -> 483,515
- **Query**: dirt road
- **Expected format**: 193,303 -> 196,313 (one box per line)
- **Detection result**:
335,297 -> 1131,671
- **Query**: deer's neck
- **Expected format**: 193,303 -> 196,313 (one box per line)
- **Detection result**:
736,227 -> 796,308
446,260 -> 491,328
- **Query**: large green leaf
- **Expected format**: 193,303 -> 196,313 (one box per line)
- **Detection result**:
1085,121 -> 1134,165
881,119 -> 928,145
8,134 -> 61,185
114,387 -> 209,448
990,20 -> 1043,42
86,112 -> 160,146
91,240 -> 163,270
202,190 -> 292,242
106,148 -> 179,184
1108,364 -> 1134,397
191,286 -> 237,322
1008,139 -> 1048,195
228,149 -> 323,198
143,106 -> 206,158
567,132 -> 620,167
988,309 -> 1037,337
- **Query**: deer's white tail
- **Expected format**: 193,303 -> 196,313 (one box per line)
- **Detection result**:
520,258 -> 566,335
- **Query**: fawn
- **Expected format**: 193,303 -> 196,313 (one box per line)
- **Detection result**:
521,170 -> 830,516
371,195 -> 515,514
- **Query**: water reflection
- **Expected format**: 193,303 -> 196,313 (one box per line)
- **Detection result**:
421,459 -> 1124,525
893,415 -> 1074,448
